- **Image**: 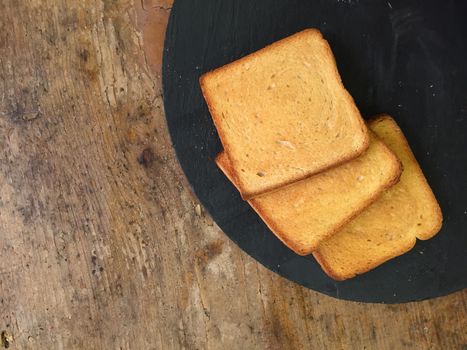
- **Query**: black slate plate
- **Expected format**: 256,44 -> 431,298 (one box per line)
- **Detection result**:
162,0 -> 467,303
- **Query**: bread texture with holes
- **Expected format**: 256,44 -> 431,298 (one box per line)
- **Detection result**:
201,29 -> 369,199
216,130 -> 402,255
313,115 -> 443,280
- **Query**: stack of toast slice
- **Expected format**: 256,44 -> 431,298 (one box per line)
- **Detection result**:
200,29 -> 442,280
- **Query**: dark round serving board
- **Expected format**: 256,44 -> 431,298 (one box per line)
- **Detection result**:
162,0 -> 467,303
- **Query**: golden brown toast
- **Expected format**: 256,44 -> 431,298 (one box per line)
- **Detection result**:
201,29 -> 369,199
313,115 -> 443,280
216,131 -> 401,255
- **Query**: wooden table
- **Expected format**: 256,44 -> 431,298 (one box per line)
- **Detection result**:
0,1 -> 465,349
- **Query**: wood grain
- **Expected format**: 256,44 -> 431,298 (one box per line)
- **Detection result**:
0,1 -> 465,349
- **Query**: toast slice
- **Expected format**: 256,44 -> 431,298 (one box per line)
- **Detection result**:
201,29 -> 369,199
313,115 -> 443,280
216,131 -> 402,255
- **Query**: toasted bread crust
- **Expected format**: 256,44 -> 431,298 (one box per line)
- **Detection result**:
201,29 -> 369,199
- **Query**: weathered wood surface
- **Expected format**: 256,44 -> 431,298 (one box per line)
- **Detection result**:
0,1 -> 465,349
